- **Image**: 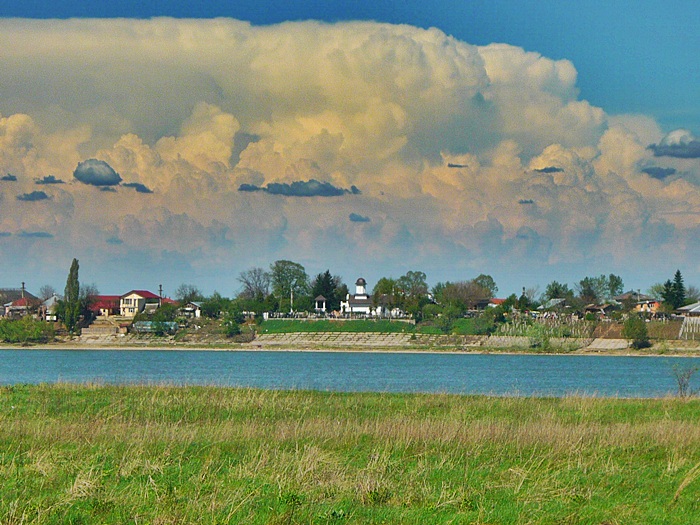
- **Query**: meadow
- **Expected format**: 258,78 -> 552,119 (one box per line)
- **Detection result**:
1,385 -> 699,524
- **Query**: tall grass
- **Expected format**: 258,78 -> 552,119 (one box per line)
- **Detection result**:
1,385 -> 699,524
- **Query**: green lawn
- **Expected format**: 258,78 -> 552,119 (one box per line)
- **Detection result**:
260,319 -> 417,333
1,385 -> 699,524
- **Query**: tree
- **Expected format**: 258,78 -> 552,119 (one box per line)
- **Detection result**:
175,284 -> 204,304
269,260 -> 309,311
38,285 -> 57,301
80,283 -> 99,323
577,276 -> 604,304
397,270 -> 428,298
237,267 -> 271,301
673,270 -> 686,306
200,292 -> 229,318
310,270 -> 342,311
647,283 -> 665,300
441,280 -> 490,311
575,274 -> 622,304
373,277 -> 399,311
661,270 -> 686,310
544,281 -> 573,301
396,271 -> 429,319
63,258 -> 80,334
473,274 -> 498,298
686,285 -> 700,303
607,274 -> 624,298
622,314 -> 651,349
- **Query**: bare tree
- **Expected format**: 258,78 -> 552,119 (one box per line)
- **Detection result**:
524,285 -> 540,303
38,284 -> 57,300
673,365 -> 698,398
238,267 -> 271,300
175,284 -> 203,304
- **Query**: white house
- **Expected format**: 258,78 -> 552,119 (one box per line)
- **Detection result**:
340,278 -> 373,315
120,290 -> 161,317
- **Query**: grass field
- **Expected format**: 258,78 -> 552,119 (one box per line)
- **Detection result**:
1,385 -> 699,524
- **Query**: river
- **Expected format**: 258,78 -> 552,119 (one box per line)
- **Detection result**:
2,349 -> 699,397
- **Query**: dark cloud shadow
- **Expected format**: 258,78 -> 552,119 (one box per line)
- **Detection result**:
17,191 -> 49,201
74,159 -> 122,186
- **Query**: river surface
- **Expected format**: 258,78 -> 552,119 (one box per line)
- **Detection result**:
1,349 -> 698,397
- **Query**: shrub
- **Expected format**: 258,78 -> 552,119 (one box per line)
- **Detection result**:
622,315 -> 651,349
0,316 -> 54,344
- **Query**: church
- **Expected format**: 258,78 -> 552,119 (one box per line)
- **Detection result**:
340,278 -> 373,315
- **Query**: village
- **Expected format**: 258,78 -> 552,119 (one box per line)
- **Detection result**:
2,262 -> 700,348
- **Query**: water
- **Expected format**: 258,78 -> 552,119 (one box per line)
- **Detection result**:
1,349 -> 698,397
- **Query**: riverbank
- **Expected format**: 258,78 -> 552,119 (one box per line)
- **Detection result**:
7,331 -> 700,356
1,384 -> 698,524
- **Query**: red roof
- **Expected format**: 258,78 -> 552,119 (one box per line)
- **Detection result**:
161,297 -> 177,305
121,290 -> 160,299
90,295 -> 121,312
10,297 -> 31,307
490,298 -> 506,305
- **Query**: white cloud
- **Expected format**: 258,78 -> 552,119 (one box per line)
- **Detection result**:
0,18 -> 698,292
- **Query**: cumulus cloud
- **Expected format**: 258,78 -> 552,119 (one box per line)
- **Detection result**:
349,213 -> 371,223
35,175 -> 64,185
0,18 -> 698,291
1,174 -> 17,181
238,179 -> 360,197
73,159 -> 122,186
17,191 -> 49,201
122,182 -> 153,193
648,129 -> 700,158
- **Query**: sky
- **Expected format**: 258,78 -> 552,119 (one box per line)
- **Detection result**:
0,1 -> 699,298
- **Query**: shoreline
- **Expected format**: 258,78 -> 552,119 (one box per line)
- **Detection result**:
4,340 -> 700,357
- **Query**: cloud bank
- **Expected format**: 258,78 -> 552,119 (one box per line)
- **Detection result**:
0,18 -> 698,292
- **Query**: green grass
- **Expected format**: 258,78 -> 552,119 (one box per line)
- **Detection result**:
1,385 -> 700,524
260,319 -> 416,333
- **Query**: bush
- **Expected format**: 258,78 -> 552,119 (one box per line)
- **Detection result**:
0,317 -> 55,344
622,315 -> 651,349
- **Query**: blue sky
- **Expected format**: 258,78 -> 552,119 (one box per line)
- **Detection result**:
0,1 -> 699,298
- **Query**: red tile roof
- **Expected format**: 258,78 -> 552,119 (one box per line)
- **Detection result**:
121,290 -> 160,299
90,295 -> 121,312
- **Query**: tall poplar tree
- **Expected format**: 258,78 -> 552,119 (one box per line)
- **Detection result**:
63,258 -> 81,334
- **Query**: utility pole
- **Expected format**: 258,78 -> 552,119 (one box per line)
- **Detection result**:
159,284 -> 163,307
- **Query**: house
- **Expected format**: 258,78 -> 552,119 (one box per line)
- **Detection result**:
584,303 -> 617,318
120,290 -> 161,317
0,286 -> 39,318
635,299 -> 662,314
179,301 -> 202,318
90,295 -> 121,317
614,291 -> 653,304
4,297 -> 33,319
340,278 -> 373,315
41,294 -> 61,321
677,301 -> 700,316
